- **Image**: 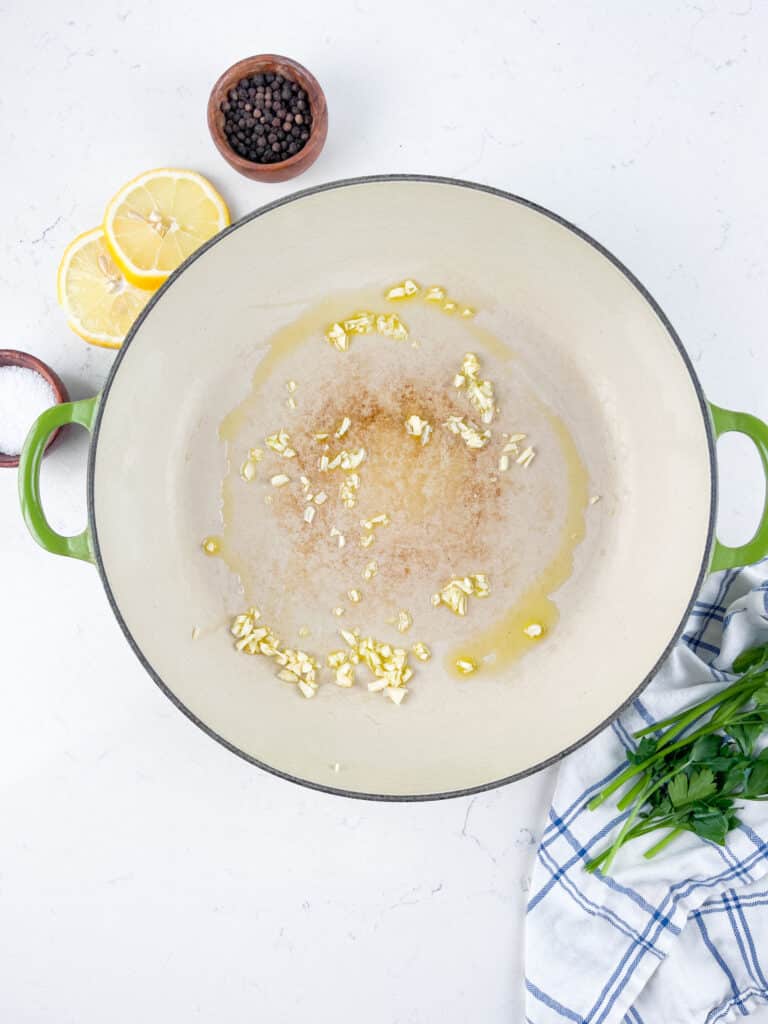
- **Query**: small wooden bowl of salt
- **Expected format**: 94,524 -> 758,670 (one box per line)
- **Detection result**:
0,350 -> 69,468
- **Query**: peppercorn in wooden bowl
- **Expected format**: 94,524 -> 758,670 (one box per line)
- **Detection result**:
207,55 -> 328,183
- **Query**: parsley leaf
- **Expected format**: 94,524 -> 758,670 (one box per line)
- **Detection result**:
668,769 -> 716,808
727,721 -> 763,756
733,644 -> 768,674
627,736 -> 658,766
690,735 -> 722,762
745,761 -> 768,798
689,807 -> 730,845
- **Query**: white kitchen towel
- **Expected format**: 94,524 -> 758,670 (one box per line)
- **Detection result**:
525,559 -> 768,1024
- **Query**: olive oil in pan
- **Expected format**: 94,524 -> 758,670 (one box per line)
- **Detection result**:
447,409 -> 589,675
211,286 -> 591,674
214,294 -> 377,600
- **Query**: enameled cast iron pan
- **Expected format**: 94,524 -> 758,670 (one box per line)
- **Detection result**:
18,177 -> 768,799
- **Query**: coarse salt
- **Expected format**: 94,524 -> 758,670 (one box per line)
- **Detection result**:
0,365 -> 56,456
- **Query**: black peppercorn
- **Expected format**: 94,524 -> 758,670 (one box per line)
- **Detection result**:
220,70 -> 313,165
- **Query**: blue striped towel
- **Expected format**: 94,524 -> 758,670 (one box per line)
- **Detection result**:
525,560 -> 768,1024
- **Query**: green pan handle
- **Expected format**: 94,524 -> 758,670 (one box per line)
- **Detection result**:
710,402 -> 768,571
18,395 -> 99,563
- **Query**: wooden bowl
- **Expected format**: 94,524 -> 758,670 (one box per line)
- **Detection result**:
0,350 -> 69,468
207,55 -> 328,183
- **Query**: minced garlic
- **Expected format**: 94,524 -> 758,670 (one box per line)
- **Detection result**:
425,285 -> 446,302
338,627 -> 414,702
444,415 -> 491,450
334,661 -> 355,688
363,560 -> 378,581
432,574 -> 490,616
383,686 -> 407,704
265,429 -> 297,458
241,458 -> 258,481
271,474 -> 290,487
453,352 -> 496,425
339,473 -> 361,508
326,310 -> 409,350
361,512 -> 390,531
455,657 -> 478,675
385,279 -> 420,300
343,311 -> 376,335
323,447 -> 366,472
330,526 -> 346,548
231,608 -> 319,698
516,446 -> 536,468
405,414 -> 433,446
411,641 -> 431,662
325,322 -> 350,351
396,610 -> 412,633
339,448 -> 366,470
375,313 -> 409,341
347,589 -> 362,603
502,434 -> 526,457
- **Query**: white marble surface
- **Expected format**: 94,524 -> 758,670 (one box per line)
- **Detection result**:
2,1 -> 768,1020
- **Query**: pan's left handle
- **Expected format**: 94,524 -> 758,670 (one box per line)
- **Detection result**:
18,395 -> 99,563
709,403 -> 768,572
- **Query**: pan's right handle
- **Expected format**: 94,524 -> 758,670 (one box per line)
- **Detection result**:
709,403 -> 768,572
18,396 -> 99,563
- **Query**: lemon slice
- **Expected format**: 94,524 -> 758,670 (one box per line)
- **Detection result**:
103,168 -> 230,289
57,227 -> 152,349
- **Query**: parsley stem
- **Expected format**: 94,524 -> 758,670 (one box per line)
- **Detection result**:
643,828 -> 683,859
633,676 -> 762,740
617,775 -> 647,811
589,770 -> 680,872
592,678 -> 766,812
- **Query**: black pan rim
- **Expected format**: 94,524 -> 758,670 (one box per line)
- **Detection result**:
86,173 -> 718,802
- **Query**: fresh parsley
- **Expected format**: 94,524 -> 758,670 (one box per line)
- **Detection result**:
586,642 -> 768,874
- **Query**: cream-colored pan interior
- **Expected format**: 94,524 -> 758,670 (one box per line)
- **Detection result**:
92,178 -> 713,797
